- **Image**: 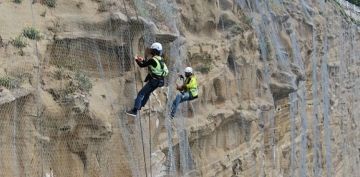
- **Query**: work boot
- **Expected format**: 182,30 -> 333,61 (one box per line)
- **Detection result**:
169,112 -> 175,120
126,108 -> 137,117
169,114 -> 175,120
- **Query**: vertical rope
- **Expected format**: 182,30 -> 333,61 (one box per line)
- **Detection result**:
149,101 -> 153,177
29,0 -> 44,175
138,115 -> 148,177
122,1 -> 148,177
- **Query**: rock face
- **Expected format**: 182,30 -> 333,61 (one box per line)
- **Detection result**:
0,0 -> 359,177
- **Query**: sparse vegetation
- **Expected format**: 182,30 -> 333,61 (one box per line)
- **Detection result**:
14,0 -> 22,4
48,18 -> 62,33
23,27 -> 41,40
243,16 -> 253,26
40,11 -> 46,17
54,67 -> 64,80
97,0 -> 116,12
98,1 -> 108,12
196,63 -> 212,74
230,25 -> 244,35
44,0 -> 56,8
48,84 -> 77,101
0,76 -> 21,89
12,35 -> 27,49
48,71 -> 92,102
75,72 -> 92,92
53,58 -> 80,71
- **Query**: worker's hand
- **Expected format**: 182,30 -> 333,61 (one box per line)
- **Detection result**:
178,73 -> 184,80
176,84 -> 182,91
135,56 -> 144,62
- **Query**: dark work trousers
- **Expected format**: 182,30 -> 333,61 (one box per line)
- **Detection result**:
133,78 -> 164,110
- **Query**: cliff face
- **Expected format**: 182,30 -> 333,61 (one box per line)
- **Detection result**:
0,0 -> 359,177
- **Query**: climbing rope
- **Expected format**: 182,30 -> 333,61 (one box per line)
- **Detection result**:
122,1 -> 149,177
148,101 -> 153,177
138,114 -> 148,177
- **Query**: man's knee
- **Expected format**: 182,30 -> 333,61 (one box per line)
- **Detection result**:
172,94 -> 180,103
174,93 -> 180,98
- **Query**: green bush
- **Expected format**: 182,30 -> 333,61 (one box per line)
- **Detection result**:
23,27 -> 41,40
75,72 -> 92,93
12,35 -> 27,48
346,0 -> 360,6
196,63 -> 212,74
44,0 -> 56,8
14,0 -> 22,4
0,76 -> 21,89
243,16 -> 253,26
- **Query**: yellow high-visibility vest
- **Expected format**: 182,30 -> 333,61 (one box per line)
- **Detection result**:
184,75 -> 198,97
148,56 -> 169,77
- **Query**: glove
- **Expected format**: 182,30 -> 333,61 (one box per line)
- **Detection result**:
178,74 -> 184,80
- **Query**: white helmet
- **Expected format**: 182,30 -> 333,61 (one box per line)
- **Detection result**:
150,42 -> 162,51
184,67 -> 193,73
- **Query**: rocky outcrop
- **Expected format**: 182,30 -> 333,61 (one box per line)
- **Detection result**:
0,88 -> 32,105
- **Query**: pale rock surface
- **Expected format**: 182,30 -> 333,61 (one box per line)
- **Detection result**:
0,0 -> 359,177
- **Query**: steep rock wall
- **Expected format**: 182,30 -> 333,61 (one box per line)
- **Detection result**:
0,0 -> 359,177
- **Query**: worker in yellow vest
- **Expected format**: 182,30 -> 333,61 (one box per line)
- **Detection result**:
170,67 -> 198,118
127,42 -> 169,116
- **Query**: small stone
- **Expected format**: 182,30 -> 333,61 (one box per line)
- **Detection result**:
110,12 -> 128,23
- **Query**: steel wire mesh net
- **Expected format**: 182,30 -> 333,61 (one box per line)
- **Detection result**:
0,0 -> 359,177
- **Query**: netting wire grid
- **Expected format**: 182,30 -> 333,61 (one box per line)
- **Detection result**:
0,0 -> 182,177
